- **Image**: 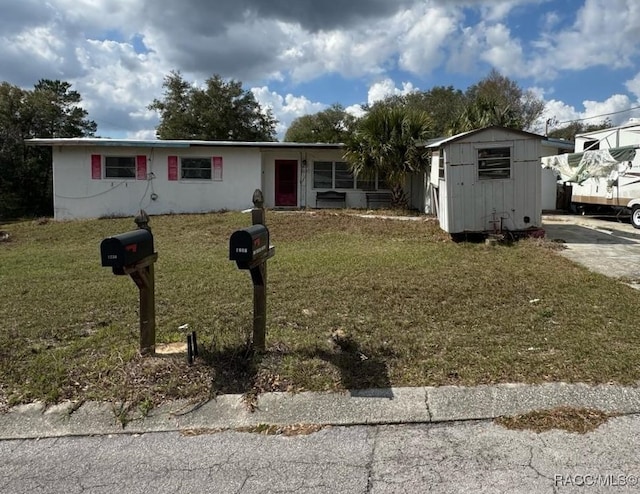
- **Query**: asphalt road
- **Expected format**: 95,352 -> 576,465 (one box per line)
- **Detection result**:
2,415 -> 640,494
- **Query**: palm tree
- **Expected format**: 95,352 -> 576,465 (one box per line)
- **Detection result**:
344,106 -> 432,208
448,97 -> 521,134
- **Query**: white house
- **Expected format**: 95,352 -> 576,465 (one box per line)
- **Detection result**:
420,126 -> 572,236
27,138 -> 392,220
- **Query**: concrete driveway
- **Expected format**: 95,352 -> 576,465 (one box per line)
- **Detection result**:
543,214 -> 640,285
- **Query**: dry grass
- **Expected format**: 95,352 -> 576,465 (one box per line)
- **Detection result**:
1,210 -> 640,415
495,407 -> 614,434
181,423 -> 328,436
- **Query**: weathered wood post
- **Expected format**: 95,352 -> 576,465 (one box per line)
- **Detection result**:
228,190 -> 274,352
251,189 -> 267,351
100,209 -> 157,356
133,210 -> 156,355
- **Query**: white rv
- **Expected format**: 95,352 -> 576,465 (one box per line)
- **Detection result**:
542,120 -> 640,228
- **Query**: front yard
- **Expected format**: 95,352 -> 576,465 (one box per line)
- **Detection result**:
1,211 -> 639,413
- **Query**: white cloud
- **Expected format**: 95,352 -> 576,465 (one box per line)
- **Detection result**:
397,6 -> 458,74
72,39 -> 167,136
477,0 -> 538,22
345,104 -> 367,118
480,23 -> 526,76
251,87 -> 326,138
367,79 -> 418,106
2,0 -> 640,143
625,72 -> 640,100
446,25 -> 483,74
538,93 -> 640,135
531,0 -> 640,74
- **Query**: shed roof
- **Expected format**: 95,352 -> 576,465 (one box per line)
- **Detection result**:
424,126 -> 555,149
25,138 -> 344,150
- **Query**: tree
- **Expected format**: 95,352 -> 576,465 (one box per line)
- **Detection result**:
448,96 -> 522,134
344,106 -> 433,208
368,86 -> 466,137
0,80 -> 96,218
284,104 -> 356,142
149,71 -> 277,141
455,69 -> 545,132
547,118 -> 613,141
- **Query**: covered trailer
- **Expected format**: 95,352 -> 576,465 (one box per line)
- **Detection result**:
541,121 -> 640,227
427,126 -> 544,238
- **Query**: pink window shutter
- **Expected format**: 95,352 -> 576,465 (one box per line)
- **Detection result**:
136,155 -> 147,180
168,156 -> 178,181
212,156 -> 223,181
91,154 -> 102,179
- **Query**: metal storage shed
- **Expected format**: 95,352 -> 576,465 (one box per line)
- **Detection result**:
426,126 -> 545,237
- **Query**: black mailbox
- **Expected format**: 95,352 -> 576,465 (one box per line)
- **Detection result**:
101,229 -> 154,272
229,224 -> 270,269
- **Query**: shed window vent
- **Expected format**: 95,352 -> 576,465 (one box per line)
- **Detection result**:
478,147 -> 511,180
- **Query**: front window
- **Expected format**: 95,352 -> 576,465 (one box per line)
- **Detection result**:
181,157 -> 212,180
313,161 -> 333,188
334,162 -> 354,189
105,156 -> 135,178
478,147 -> 511,180
313,161 -> 388,190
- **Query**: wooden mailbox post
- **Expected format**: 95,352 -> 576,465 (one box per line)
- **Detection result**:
229,190 -> 275,351
100,210 -> 158,355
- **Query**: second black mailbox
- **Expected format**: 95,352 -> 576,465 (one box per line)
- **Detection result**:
101,229 -> 154,273
229,224 -> 270,269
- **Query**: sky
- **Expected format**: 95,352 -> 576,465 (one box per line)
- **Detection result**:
2,0 -> 640,140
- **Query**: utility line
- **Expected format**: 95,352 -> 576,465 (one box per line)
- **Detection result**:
555,104 -> 640,125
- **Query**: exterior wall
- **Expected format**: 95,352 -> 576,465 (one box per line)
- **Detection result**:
541,168 -> 559,211
540,142 -> 569,211
408,173 -> 427,212
574,124 -> 640,151
52,145 -> 261,220
439,129 -> 542,233
262,149 -> 304,208
303,150 -> 391,209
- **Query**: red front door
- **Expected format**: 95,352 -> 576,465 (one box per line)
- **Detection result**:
275,160 -> 298,207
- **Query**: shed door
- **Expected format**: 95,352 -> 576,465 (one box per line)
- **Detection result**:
448,164 -> 475,233
275,160 -> 298,207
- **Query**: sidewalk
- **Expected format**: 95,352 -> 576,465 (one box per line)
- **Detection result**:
2,383 -> 640,440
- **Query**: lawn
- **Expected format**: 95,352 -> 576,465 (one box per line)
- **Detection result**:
1,210 -> 640,414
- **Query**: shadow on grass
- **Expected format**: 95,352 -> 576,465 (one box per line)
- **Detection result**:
308,348 -> 394,399
300,334 -> 395,399
202,336 -> 395,400
202,342 -> 260,395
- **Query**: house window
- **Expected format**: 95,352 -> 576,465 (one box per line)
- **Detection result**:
182,157 -> 212,180
314,161 -> 388,190
438,150 -> 445,179
376,172 -> 389,190
478,147 -> 511,180
356,176 -> 375,190
105,156 -> 136,178
313,161 -> 333,188
335,162 -> 354,189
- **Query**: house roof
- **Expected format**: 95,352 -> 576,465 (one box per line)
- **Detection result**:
423,126 -> 562,149
25,138 -> 344,150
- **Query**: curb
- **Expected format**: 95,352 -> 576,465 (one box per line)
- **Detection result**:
2,383 -> 640,440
